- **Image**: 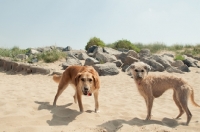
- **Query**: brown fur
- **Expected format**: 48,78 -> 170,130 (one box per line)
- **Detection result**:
127,62 -> 200,125
53,65 -> 100,112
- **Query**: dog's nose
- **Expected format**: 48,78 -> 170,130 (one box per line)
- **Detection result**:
84,87 -> 88,91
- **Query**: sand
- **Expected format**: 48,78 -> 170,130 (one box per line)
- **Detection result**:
0,61 -> 200,132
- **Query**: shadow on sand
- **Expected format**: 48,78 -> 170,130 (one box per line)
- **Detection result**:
98,117 -> 182,131
35,101 -> 81,126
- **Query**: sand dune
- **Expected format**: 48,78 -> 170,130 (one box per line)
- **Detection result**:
0,63 -> 200,132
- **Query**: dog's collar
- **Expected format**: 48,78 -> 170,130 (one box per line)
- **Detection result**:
88,93 -> 92,96
137,80 -> 142,85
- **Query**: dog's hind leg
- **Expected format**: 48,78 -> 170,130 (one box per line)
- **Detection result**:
173,91 -> 184,119
94,91 -> 99,113
145,96 -> 154,120
53,80 -> 68,106
180,101 -> 192,125
178,89 -> 192,125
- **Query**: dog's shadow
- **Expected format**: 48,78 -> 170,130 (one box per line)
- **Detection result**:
35,101 -> 81,126
99,117 -> 180,131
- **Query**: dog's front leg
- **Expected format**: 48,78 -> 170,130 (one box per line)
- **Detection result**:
145,96 -> 154,120
73,92 -> 77,104
77,90 -> 84,112
94,91 -> 99,113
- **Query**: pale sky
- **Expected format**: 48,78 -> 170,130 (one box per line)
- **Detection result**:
0,0 -> 200,50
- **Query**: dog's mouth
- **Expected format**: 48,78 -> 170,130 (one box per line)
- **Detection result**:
82,90 -> 92,96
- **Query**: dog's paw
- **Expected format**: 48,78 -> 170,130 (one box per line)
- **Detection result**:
95,109 -> 100,113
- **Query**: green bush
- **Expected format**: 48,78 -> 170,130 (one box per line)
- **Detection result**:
85,37 -> 105,50
109,39 -> 140,52
0,46 -> 27,58
37,49 -> 66,63
174,54 -> 185,61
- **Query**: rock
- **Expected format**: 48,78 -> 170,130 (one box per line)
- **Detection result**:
103,47 -> 122,55
78,52 -> 90,60
84,57 -> 100,66
183,56 -> 198,67
139,49 -> 151,59
166,66 -> 184,74
62,46 -> 72,51
95,52 -> 117,63
141,58 -> 165,72
16,54 -> 28,60
62,57 -> 82,69
171,60 -> 184,67
113,60 -> 123,67
178,64 -> 190,72
152,55 -> 171,68
93,63 -> 119,76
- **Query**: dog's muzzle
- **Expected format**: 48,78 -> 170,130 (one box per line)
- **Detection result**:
82,87 -> 92,96
137,73 -> 143,78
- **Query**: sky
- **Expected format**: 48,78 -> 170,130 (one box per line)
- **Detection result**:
0,0 -> 200,50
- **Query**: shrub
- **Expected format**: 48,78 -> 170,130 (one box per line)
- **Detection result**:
37,49 -> 66,63
0,46 -> 27,58
85,37 -> 105,50
174,54 -> 185,61
110,39 -> 140,52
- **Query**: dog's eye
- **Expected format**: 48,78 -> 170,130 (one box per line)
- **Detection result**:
88,79 -> 93,82
81,78 -> 85,82
141,70 -> 144,72
135,69 -> 138,72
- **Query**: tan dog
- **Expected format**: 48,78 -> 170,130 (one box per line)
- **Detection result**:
53,65 -> 100,112
127,62 -> 200,125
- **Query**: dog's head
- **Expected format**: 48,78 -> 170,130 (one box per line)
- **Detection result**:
75,68 -> 100,96
126,62 -> 151,80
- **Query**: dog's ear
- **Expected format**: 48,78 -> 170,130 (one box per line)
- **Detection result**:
144,64 -> 151,74
93,75 -> 100,90
126,64 -> 135,72
75,73 -> 82,86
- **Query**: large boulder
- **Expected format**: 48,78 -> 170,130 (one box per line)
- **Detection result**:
16,54 -> 28,60
152,55 -> 171,68
78,52 -> 90,60
171,60 -> 184,67
139,49 -> 151,59
62,57 -> 82,69
178,64 -> 190,72
161,54 -> 174,64
103,47 -> 121,55
116,50 -> 139,64
93,63 -> 119,76
63,46 -> 72,51
95,52 -> 117,63
84,57 -> 100,66
183,56 -> 199,67
126,50 -> 139,59
113,60 -> 123,67
87,46 -> 103,57
141,58 -> 165,72
123,56 -> 139,66
166,66 -> 184,74
29,49 -> 40,55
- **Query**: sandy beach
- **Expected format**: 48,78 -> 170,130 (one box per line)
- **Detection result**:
0,61 -> 200,132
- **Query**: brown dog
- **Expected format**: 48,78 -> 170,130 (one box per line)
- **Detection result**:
53,65 -> 100,112
127,62 -> 200,125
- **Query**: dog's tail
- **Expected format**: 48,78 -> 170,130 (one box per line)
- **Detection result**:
53,74 -> 62,83
190,89 -> 200,107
